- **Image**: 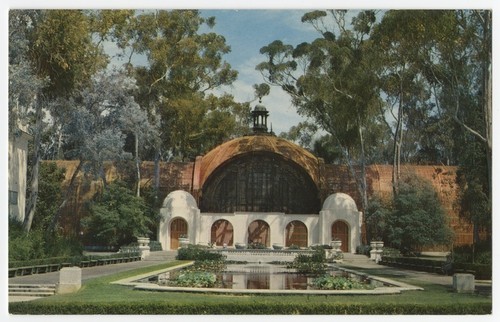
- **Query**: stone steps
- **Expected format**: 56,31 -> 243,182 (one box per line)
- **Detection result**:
9,284 -> 57,297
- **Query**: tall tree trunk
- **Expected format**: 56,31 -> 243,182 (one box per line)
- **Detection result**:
154,149 -> 161,203
135,132 -> 141,197
482,10 -> 492,215
331,131 -> 368,213
392,86 -> 404,196
357,116 -> 368,212
23,95 -> 43,232
56,124 -> 64,159
48,159 -> 83,234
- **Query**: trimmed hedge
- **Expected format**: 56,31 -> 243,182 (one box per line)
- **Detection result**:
176,245 -> 225,261
10,252 -> 141,268
9,301 -> 492,314
380,256 -> 445,274
454,263 -> 492,280
380,256 -> 492,280
9,252 -> 142,277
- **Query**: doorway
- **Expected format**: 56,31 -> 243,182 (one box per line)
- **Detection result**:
331,220 -> 349,252
170,218 -> 188,249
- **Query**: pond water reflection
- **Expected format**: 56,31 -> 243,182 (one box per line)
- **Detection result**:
142,264 -> 388,290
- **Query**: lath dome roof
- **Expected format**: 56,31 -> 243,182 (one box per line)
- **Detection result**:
199,135 -> 320,188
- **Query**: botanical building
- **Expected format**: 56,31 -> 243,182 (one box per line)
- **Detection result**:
157,103 -> 448,252
53,103 -> 472,251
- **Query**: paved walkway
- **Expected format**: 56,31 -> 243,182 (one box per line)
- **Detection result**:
340,253 -> 453,285
8,251 -> 177,302
8,252 -> 491,302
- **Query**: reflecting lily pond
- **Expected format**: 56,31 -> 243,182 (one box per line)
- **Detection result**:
138,264 -> 389,290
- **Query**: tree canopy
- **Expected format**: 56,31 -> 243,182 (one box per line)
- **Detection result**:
9,9 -> 491,249
257,9 -> 491,244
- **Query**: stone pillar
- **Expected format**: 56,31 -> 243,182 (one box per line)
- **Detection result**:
57,267 -> 81,294
370,241 -> 384,263
137,237 -> 150,259
453,273 -> 475,293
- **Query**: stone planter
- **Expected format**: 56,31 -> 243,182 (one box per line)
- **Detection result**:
330,240 -> 342,251
178,237 -> 189,249
235,243 -> 247,250
136,236 -> 150,259
272,243 -> 284,250
370,240 -> 384,262
137,237 -> 150,247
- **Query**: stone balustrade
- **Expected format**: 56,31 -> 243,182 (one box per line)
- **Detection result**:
210,249 -> 315,263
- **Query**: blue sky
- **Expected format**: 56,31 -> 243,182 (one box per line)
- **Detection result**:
3,1 -> 498,136
106,9 -> 322,135
199,9 -> 320,134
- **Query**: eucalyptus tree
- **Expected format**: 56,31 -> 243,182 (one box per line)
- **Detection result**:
426,10 -> 492,242
9,10 -> 110,232
114,10 -> 241,161
119,100 -> 160,197
370,10 -> 448,194
11,9 -> 151,233
372,10 -> 492,243
257,10 -> 381,211
48,69 -> 139,233
108,10 -> 246,201
279,121 -> 319,151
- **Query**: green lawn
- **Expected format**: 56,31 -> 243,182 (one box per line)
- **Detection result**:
9,261 -> 492,314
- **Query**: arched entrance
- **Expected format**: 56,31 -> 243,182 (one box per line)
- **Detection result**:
248,220 -> 270,247
170,218 -> 188,250
285,220 -> 308,248
211,219 -> 234,246
332,220 -> 349,252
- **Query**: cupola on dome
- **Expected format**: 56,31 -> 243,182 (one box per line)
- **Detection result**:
251,101 -> 270,134
253,103 -> 267,112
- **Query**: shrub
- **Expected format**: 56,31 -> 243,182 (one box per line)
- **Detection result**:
310,244 -> 333,250
192,260 -> 227,273
31,162 -> 66,232
290,262 -> 327,275
387,175 -> 454,254
248,242 -> 267,249
149,241 -> 163,252
176,244 -> 225,261
81,181 -> 152,248
452,242 -> 491,265
365,194 -> 392,242
8,220 -> 46,262
356,244 -> 371,256
288,249 -> 327,275
312,275 -> 372,290
382,247 -> 402,258
169,271 -> 217,288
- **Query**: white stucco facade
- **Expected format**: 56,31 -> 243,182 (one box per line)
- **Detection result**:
8,126 -> 31,222
159,190 -> 362,253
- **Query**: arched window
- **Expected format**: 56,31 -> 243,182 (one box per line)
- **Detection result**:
285,220 -> 308,248
170,218 -> 188,250
201,152 -> 319,214
248,220 -> 270,247
211,219 -> 234,246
